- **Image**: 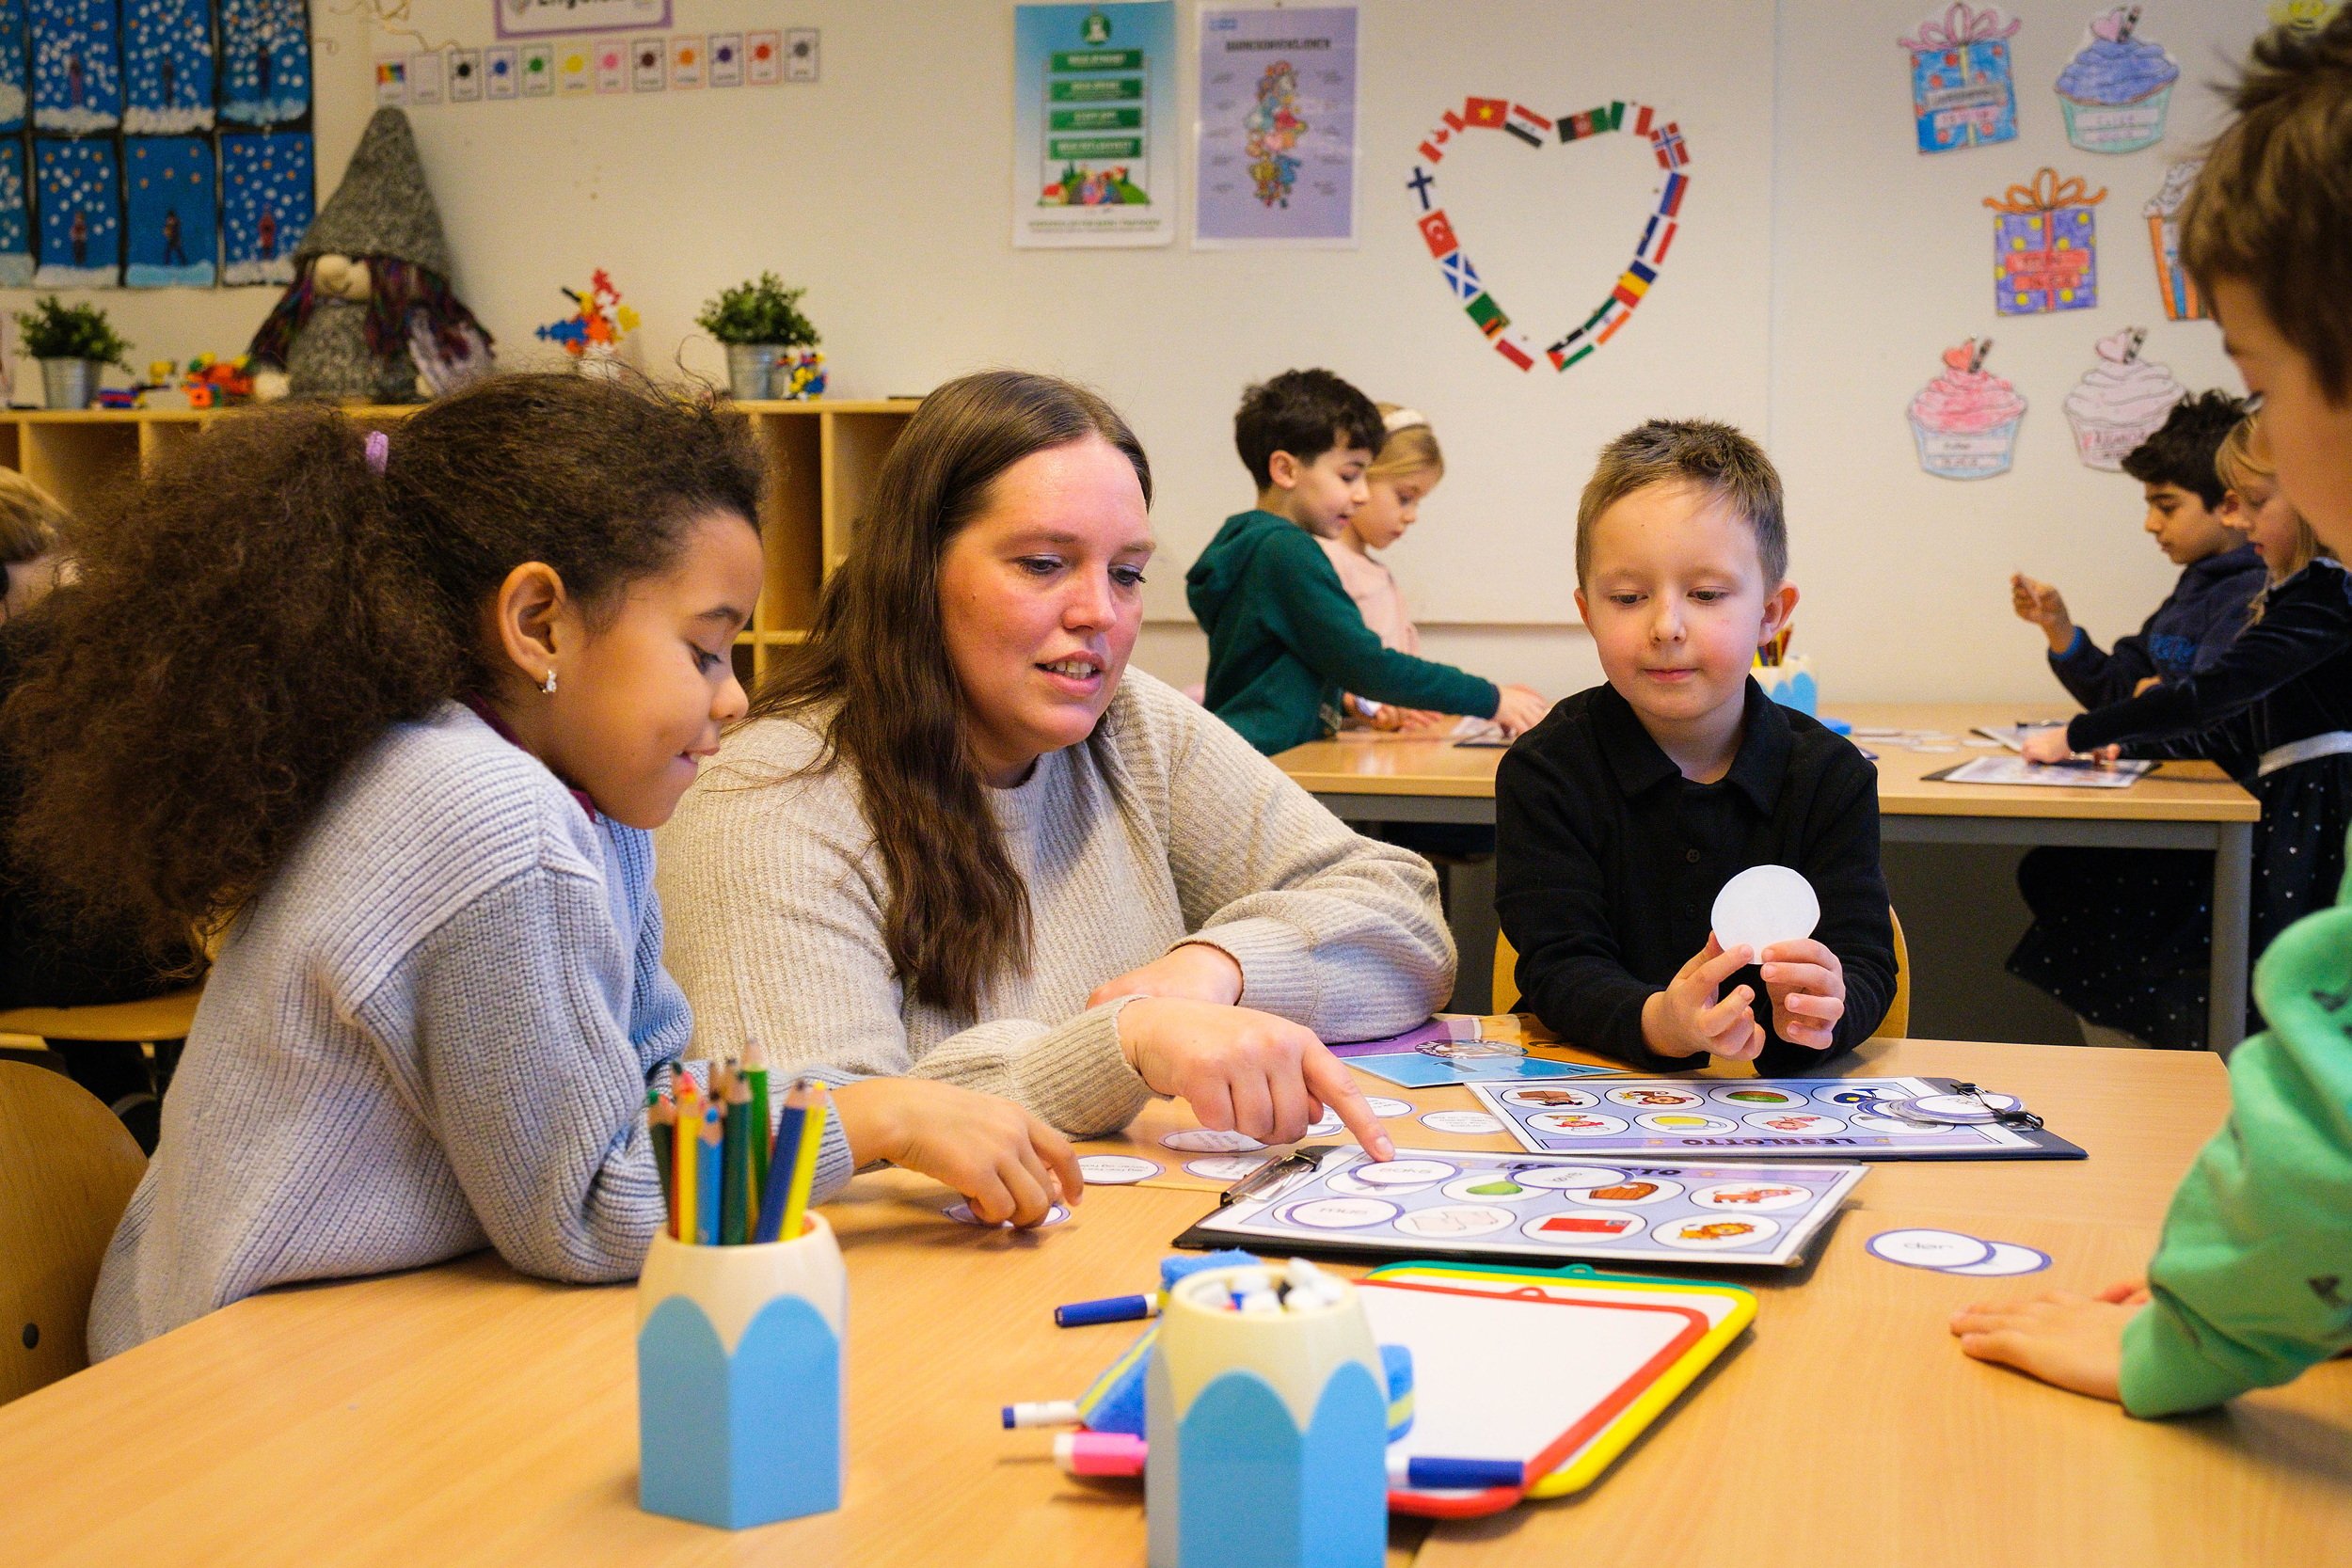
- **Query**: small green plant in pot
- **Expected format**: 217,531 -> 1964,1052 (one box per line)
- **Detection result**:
697,274 -> 822,402
15,295 -> 132,410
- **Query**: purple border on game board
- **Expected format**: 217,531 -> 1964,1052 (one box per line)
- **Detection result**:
1327,1019 -> 1459,1057
494,0 -> 674,42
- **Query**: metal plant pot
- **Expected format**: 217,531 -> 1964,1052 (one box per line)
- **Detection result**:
39,357 -> 103,409
725,341 -> 785,402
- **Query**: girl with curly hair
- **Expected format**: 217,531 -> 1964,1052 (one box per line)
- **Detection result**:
10,372 -> 1077,1359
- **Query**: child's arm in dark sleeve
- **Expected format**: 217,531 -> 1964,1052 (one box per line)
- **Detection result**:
2068,586 -> 2352,753
1495,745 -> 1679,1070
1265,529 -> 1502,719
2049,626 -> 2155,708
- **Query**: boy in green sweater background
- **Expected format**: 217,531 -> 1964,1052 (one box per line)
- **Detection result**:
1187,368 -> 1547,754
1949,13 -> 2352,1417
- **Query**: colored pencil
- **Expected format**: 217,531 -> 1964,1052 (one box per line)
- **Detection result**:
743,1040 -> 771,1232
721,1073 -> 754,1245
781,1083 -> 831,1241
694,1105 -> 723,1246
648,1093 -> 677,1240
755,1082 -> 808,1243
673,1075 -> 702,1244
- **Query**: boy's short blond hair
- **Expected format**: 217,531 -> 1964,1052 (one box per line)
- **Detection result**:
1575,419 -> 1787,585
2182,13 -> 2352,401
0,467 -> 70,565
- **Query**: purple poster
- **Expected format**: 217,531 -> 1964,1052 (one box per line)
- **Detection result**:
1193,5 -> 1357,247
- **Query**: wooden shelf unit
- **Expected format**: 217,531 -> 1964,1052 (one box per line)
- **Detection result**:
0,398 -> 920,686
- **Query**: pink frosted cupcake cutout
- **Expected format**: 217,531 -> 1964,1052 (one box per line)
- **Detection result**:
1911,338 -> 2027,479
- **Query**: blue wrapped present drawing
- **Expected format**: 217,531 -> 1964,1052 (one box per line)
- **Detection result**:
1988,166 -> 2105,316
1899,4 -> 2020,153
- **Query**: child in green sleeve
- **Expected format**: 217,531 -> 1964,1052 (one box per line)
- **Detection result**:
1186,368 -> 1547,754
1949,14 -> 2352,1415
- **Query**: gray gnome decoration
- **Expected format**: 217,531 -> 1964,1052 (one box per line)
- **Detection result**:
247,107 -> 494,403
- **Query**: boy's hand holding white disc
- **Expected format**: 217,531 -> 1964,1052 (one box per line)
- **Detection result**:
1710,864 -> 1820,957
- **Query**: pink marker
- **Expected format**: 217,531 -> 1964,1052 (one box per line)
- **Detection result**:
1054,1431 -> 1148,1479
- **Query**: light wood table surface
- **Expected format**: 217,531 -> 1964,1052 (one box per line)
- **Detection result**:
7,1038 -> 2343,1567
1275,702 -> 2260,1045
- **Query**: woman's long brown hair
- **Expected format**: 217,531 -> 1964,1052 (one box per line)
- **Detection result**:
745,370 -> 1151,1016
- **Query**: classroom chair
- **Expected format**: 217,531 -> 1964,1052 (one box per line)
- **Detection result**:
0,1061 -> 146,1404
1490,911 -> 1911,1039
0,986 -> 202,1153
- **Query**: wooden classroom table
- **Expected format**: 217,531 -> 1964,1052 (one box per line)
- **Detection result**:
5,1037 -> 2345,1567
1276,701 -> 2262,1047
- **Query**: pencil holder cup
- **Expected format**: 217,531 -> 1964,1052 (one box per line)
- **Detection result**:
636,1214 -> 847,1529
1145,1265 -> 1387,1568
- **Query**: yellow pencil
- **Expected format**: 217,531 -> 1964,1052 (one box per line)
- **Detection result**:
780,1082 -> 831,1240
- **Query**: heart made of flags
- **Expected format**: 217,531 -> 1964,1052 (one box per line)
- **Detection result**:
1410,95 -> 1691,372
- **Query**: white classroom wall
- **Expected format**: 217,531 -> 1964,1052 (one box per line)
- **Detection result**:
0,0 -> 2268,704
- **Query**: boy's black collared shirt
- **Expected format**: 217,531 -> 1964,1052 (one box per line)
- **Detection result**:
1496,679 -> 1897,1072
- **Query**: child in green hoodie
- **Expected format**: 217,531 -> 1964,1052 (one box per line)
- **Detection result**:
1186,368 -> 1548,754
1948,14 -> 2352,1417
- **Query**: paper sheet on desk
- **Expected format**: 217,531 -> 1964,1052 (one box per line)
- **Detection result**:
1930,755 -> 2152,788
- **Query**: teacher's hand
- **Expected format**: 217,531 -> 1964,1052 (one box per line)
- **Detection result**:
1115,998 -> 1394,1160
1088,942 -> 1245,1009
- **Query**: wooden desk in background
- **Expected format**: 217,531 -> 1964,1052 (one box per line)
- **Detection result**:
1277,702 -> 2260,1046
4,1038 -> 2344,1567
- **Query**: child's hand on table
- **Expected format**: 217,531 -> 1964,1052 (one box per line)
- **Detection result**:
2010,573 -> 2076,653
832,1078 -> 1082,1227
1491,685 -> 1549,737
2020,730 -> 2123,766
1641,935 -> 1765,1061
1948,1284 -> 2147,1403
1114,997 -> 1395,1161
1758,938 -> 1846,1051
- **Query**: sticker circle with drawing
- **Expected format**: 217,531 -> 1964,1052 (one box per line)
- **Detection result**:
1393,1203 -> 1517,1239
1564,1177 -> 1684,1207
1527,1112 -> 1630,1137
1710,1085 -> 1807,1108
1441,1171 -> 1548,1203
1689,1180 -> 1815,1212
1162,1129 -> 1266,1153
1656,1215 -> 1779,1250
1634,1112 -> 1737,1134
1184,1153 -> 1275,1182
1279,1196 -> 1402,1230
1077,1154 -> 1162,1185
1521,1209 -> 1645,1243
1420,1110 -> 1505,1135
1498,1085 -> 1599,1110
1604,1085 -> 1705,1109
1740,1111 -> 1846,1134
1850,1112 -> 1957,1136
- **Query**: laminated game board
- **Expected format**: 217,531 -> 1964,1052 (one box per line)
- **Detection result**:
1467,1076 -> 2085,1161
1174,1145 -> 1864,1269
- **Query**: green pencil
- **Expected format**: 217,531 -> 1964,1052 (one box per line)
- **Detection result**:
743,1039 -> 771,1231
721,1072 -> 753,1245
648,1093 -> 677,1240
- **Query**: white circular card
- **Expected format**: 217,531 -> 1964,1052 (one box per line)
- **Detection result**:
1866,1227 -> 1993,1270
945,1201 -> 1070,1228
1419,1110 -> 1504,1135
1161,1129 -> 1266,1153
1710,863 -> 1821,957
1939,1241 -> 2053,1277
1364,1097 -> 1414,1119
1077,1154 -> 1162,1185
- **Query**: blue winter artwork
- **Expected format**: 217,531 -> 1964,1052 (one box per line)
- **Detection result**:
124,0 -> 216,133
125,137 -> 215,286
0,143 -> 29,285
34,137 -> 120,285
0,0 -> 28,131
30,0 -> 123,132
220,132 -> 310,285
218,0 -> 309,125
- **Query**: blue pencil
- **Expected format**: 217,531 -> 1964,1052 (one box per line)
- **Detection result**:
693,1105 -> 723,1246
755,1082 -> 810,1243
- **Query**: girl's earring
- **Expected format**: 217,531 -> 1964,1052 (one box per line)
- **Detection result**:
541,668 -> 559,695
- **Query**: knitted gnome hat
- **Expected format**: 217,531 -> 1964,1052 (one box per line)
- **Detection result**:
294,106 -> 453,277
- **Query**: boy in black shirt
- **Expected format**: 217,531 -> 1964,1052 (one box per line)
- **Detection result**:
1496,420 -> 1895,1070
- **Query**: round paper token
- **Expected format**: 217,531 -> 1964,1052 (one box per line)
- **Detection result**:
1904,1091 -> 2023,1123
1527,1111 -> 1629,1137
1353,1158 -> 1460,1187
1077,1154 -> 1163,1185
1939,1241 -> 2054,1277
945,1201 -> 1070,1228
1565,1177 -> 1682,1207
1277,1196 -> 1400,1230
1740,1111 -> 1846,1134
1393,1203 -> 1516,1239
1441,1172 -> 1546,1203
1498,1085 -> 1599,1110
1184,1153 -> 1274,1182
1656,1215 -> 1779,1251
1419,1110 -> 1504,1135
1304,1110 -> 1346,1136
1866,1227 -> 1994,1270
1161,1129 -> 1266,1153
1709,1085 -> 1806,1109
1507,1164 -> 1627,1191
1521,1209 -> 1645,1243
1709,864 -> 1821,957
1365,1097 -> 1414,1119
1605,1085 -> 1705,1109
1634,1112 -> 1737,1134
1849,1111 -> 1957,1135
1688,1180 -> 1814,1212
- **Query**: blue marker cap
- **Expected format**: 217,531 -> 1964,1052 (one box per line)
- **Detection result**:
1054,1292 -> 1157,1328
1391,1454 -> 1525,1491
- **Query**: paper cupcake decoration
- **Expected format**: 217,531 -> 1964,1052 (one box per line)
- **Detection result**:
1988,167 -> 2105,317
1911,339 -> 2026,481
2065,328 -> 2185,471
2056,8 -> 2178,154
2144,158 -> 2206,322
1899,5 -> 2021,154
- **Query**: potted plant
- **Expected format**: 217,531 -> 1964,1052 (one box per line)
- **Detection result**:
14,295 -> 132,410
697,273 -> 822,401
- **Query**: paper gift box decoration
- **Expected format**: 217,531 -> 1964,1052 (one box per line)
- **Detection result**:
1899,5 -> 2021,154
2144,158 -> 2206,322
1988,167 -> 2105,316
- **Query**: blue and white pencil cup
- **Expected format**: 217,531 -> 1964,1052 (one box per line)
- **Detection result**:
1145,1263 -> 1388,1568
635,1212 -> 847,1529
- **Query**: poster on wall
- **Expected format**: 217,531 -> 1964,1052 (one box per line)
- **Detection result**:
1987,166 -> 2103,317
123,0 -> 215,133
33,135 -> 119,284
123,134 -> 215,286
1012,2 -> 1175,248
1193,5 -> 1357,247
220,130 -> 310,284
